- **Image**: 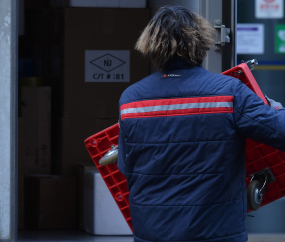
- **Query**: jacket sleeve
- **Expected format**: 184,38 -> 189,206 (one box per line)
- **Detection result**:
117,110 -> 126,175
232,79 -> 285,152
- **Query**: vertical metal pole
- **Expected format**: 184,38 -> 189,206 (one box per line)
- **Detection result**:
200,0 -> 223,73
222,0 -> 237,70
200,0 -> 236,73
0,0 -> 18,240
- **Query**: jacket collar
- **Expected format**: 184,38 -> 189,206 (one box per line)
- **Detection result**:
163,56 -> 199,71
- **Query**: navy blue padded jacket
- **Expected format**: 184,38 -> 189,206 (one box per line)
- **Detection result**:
117,58 -> 285,242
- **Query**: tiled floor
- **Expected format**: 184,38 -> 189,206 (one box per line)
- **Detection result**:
248,234 -> 285,242
17,231 -> 285,242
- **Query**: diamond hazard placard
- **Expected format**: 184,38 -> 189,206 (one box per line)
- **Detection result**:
255,0 -> 284,19
85,50 -> 130,82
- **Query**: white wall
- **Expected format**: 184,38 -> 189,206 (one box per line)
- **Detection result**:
0,0 -> 17,240
0,1 -> 12,238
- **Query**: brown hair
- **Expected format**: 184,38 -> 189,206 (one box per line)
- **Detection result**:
135,6 -> 216,71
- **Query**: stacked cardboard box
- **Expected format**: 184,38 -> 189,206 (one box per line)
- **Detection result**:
24,9 -> 51,81
25,175 -> 76,229
21,86 -> 51,175
56,119 -> 118,175
76,164 -> 97,230
21,7 -> 150,230
18,117 -> 25,229
19,85 -> 52,230
50,8 -> 151,175
25,0 -> 50,8
50,8 -> 150,119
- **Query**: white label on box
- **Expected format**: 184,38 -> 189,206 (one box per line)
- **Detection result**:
85,50 -> 130,82
237,24 -> 265,54
255,0 -> 284,19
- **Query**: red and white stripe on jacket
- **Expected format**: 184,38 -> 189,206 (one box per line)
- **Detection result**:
120,96 -> 234,120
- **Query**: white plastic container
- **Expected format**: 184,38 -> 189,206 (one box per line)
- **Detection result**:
83,170 -> 132,235
120,0 -> 146,8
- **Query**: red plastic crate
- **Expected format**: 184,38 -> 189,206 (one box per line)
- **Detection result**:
223,63 -> 285,208
84,124 -> 132,231
85,63 -> 285,230
222,63 -> 268,105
